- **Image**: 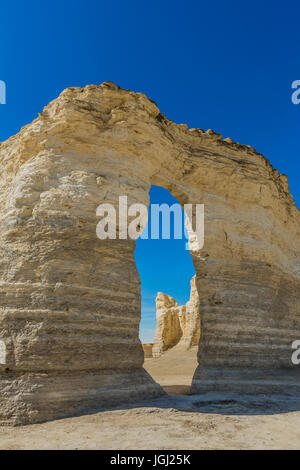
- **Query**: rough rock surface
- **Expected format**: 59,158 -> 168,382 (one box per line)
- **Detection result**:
142,344 -> 153,358
0,81 -> 299,424
152,276 -> 200,357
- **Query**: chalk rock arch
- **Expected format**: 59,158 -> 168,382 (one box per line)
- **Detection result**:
0,81 -> 299,424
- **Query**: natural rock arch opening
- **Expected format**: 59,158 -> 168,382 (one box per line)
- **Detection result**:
135,184 -> 198,395
0,82 -> 299,425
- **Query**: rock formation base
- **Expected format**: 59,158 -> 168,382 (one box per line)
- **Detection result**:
0,369 -> 163,426
191,367 -> 300,396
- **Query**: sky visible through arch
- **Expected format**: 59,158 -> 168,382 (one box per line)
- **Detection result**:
135,186 -> 196,344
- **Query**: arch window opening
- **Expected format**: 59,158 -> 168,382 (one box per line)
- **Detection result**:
135,185 -> 199,395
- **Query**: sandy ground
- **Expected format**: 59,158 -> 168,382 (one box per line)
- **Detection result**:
0,347 -> 300,450
143,345 -> 198,395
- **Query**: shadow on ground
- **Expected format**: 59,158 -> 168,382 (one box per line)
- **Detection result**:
101,391 -> 300,417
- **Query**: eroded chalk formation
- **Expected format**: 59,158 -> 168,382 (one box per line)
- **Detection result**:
152,276 -> 200,357
0,82 -> 299,424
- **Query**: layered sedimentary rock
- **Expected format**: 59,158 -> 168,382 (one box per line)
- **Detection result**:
0,81 -> 299,424
142,344 -> 153,358
152,275 -> 200,357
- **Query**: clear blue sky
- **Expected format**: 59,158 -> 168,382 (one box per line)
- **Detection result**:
0,1 -> 299,342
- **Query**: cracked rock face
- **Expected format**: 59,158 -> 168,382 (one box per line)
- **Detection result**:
0,81 -> 299,424
152,276 -> 200,357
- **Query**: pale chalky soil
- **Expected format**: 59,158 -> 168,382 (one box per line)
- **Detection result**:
0,347 -> 299,450
0,393 -> 299,450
